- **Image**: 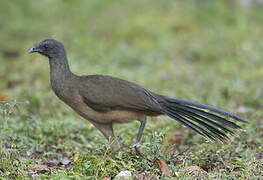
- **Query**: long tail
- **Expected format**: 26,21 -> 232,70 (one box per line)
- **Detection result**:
161,97 -> 247,142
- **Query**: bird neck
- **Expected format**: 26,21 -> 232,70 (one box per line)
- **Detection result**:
49,55 -> 73,83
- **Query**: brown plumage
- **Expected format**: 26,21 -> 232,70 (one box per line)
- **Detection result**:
29,39 -> 247,155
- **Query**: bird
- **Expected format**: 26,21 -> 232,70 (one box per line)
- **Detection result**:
29,39 -> 247,156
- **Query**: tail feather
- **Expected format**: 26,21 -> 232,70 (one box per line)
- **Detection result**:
173,106 -> 235,135
166,98 -> 247,122
164,108 -> 218,141
168,104 -> 237,133
170,106 -> 233,136
176,104 -> 241,128
162,97 -> 247,142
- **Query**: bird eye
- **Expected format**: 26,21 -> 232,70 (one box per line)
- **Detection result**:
42,45 -> 49,50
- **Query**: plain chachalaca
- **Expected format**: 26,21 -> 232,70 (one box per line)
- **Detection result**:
29,39 -> 247,155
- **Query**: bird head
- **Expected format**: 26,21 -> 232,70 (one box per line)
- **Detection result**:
29,39 -> 65,58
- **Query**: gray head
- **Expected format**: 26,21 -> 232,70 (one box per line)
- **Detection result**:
29,39 -> 66,59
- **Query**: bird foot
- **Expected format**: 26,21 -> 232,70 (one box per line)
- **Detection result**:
135,146 -> 144,158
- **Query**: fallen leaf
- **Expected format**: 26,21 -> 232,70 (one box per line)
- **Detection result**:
171,149 -> 180,158
45,159 -> 58,167
33,164 -> 49,173
165,147 -> 180,157
121,146 -> 132,152
156,159 -> 170,176
0,95 -> 9,101
167,130 -> 189,145
62,158 -> 71,165
186,165 -> 205,173
168,138 -> 181,145
115,170 -> 132,178
59,157 -> 72,167
103,177 -> 111,180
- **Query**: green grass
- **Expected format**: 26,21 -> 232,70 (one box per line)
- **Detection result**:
0,0 -> 262,179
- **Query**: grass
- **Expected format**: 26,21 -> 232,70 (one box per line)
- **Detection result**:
0,0 -> 262,179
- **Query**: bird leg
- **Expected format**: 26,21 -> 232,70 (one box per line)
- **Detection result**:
92,122 -> 120,152
135,118 -> 146,157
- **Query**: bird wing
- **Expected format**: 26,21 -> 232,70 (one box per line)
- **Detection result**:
78,75 -> 163,113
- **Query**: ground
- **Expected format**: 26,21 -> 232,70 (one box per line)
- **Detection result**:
0,0 -> 262,179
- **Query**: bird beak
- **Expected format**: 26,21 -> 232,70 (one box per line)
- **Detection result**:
29,46 -> 43,54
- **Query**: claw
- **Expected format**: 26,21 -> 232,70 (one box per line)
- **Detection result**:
135,146 -> 144,157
